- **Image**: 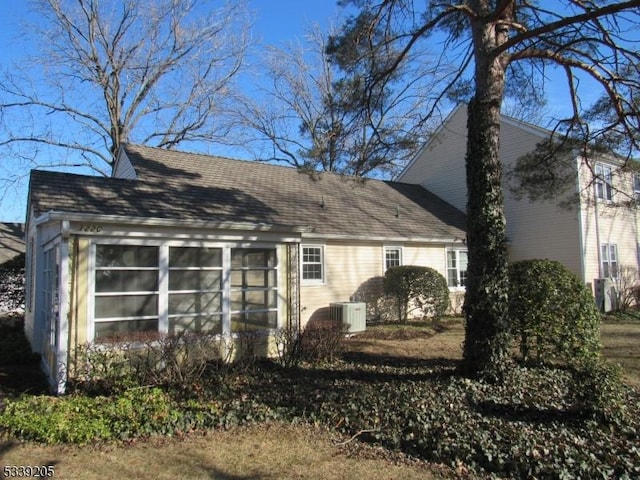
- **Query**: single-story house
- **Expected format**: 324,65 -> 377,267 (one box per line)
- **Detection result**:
25,143 -> 467,392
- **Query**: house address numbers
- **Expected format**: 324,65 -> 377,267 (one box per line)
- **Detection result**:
79,224 -> 103,233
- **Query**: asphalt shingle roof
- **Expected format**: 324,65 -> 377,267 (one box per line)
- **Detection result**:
0,222 -> 25,265
29,144 -> 466,240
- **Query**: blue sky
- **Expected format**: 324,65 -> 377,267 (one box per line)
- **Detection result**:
0,0 -> 344,222
0,1 -> 613,223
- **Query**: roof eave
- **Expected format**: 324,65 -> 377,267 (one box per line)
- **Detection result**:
33,211 -> 313,234
302,232 -> 466,244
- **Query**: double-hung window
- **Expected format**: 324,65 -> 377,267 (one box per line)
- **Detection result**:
384,247 -> 402,270
301,245 -> 324,283
447,249 -> 468,288
601,244 -> 618,279
595,163 -> 613,201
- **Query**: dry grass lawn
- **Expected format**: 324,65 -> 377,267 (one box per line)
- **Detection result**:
1,423 -> 451,480
1,316 -> 638,479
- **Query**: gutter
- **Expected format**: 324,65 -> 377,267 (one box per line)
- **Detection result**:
32,211 -> 313,234
302,232 -> 467,244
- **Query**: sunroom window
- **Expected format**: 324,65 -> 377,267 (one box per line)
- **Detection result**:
94,245 -> 159,339
230,248 -> 278,332
92,244 -> 279,340
168,247 -> 223,335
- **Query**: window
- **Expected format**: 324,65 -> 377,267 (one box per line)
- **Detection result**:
633,175 -> 640,202
42,248 -> 59,351
230,248 -> 278,332
384,247 -> 402,270
168,247 -> 223,335
595,163 -> 613,201
302,246 -> 324,282
601,244 -> 618,279
94,245 -> 160,339
447,249 -> 468,288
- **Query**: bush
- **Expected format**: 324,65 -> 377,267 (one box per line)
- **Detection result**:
508,259 -> 601,363
383,266 -> 449,323
70,331 -> 225,395
274,321 -> 346,366
571,357 -> 628,424
0,388 -> 180,443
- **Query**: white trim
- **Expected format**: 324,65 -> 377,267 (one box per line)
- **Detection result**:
575,156 -> 587,283
221,247 -> 231,339
302,232 -> 465,244
56,239 -> 70,395
33,210 -> 311,235
300,244 -> 325,285
445,246 -> 468,290
158,244 -> 169,334
383,245 -> 403,270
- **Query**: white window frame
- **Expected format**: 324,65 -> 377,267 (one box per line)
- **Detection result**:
384,246 -> 403,270
446,248 -> 468,290
595,163 -> 613,201
633,175 -> 640,202
87,239 -> 280,342
92,243 -> 161,340
601,243 -> 618,279
301,244 -> 325,285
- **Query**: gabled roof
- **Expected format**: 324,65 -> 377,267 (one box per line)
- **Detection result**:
28,144 -> 466,241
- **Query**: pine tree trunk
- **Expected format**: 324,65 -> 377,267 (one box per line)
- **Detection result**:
461,3 -> 512,378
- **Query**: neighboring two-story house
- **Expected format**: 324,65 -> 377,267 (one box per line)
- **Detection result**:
397,104 -> 640,308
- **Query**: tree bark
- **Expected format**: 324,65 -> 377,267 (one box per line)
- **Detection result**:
461,3 -> 512,378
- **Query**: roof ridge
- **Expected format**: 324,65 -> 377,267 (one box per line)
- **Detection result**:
123,143 -> 420,187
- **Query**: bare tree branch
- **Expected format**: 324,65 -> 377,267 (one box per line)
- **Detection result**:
0,0 -> 251,176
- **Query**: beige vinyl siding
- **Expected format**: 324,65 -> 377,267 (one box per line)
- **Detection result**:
112,151 -> 137,179
300,241 -> 382,325
579,163 -> 640,284
400,106 -> 584,280
299,240 -> 454,325
499,118 -> 581,278
399,107 -> 468,212
403,244 -> 450,279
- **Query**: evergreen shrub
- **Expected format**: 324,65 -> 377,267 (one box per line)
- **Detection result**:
508,259 -> 601,363
383,266 -> 449,323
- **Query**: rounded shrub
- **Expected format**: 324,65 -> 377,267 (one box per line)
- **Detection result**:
383,265 -> 449,323
508,259 -> 600,363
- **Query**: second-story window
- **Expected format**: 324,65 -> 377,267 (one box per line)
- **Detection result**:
633,175 -> 640,202
595,163 -> 613,201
